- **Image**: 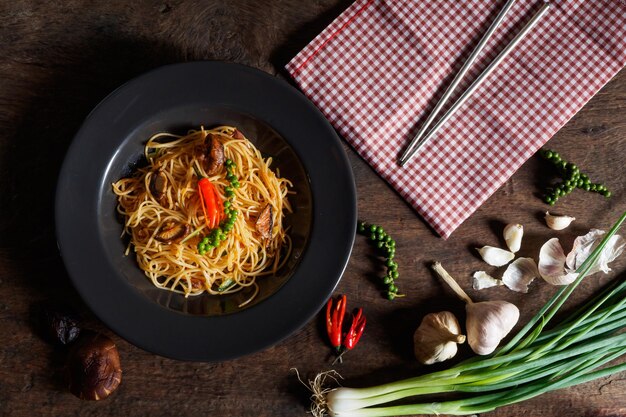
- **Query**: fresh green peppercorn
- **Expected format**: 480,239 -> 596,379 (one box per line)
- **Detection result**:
605,190 -> 612,198
357,220 -> 402,300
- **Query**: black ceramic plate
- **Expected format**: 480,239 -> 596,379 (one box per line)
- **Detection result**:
55,61 -> 356,361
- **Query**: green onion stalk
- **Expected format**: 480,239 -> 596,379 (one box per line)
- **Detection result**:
311,211 -> 626,417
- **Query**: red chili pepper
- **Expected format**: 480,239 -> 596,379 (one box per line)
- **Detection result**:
197,177 -> 220,228
343,308 -> 366,351
326,295 -> 346,353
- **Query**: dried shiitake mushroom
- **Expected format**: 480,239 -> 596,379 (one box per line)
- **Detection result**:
65,332 -> 122,400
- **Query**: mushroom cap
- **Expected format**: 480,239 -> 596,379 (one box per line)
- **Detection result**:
66,332 -> 122,400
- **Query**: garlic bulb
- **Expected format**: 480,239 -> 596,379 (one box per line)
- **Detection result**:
476,246 -> 515,267
432,262 -> 520,356
545,212 -> 575,230
503,224 -> 523,253
413,312 -> 466,365
466,301 -> 519,355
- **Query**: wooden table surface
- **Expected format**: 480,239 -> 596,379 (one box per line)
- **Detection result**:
1,1 -> 625,416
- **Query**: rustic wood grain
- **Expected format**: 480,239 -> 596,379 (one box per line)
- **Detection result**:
1,1 -> 625,416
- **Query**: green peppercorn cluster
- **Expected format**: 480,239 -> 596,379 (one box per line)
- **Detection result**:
197,159 -> 240,255
539,149 -> 611,205
357,221 -> 402,300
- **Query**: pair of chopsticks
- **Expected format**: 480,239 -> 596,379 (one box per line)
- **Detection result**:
399,0 -> 551,166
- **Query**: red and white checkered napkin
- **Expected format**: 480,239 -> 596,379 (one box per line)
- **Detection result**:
286,0 -> 626,238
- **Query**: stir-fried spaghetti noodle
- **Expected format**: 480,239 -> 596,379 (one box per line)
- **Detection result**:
112,126 -> 292,301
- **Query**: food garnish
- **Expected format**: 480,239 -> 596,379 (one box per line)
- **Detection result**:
544,211 -> 575,230
539,148 -> 612,205
304,212 -> 626,417
413,311 -> 465,365
65,332 -> 122,401
356,221 -> 401,299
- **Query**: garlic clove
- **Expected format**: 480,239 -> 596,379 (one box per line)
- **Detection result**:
503,224 -> 523,253
501,257 -> 539,293
544,211 -> 575,230
565,229 -> 625,275
413,311 -> 466,365
466,300 -> 519,355
472,271 -> 503,290
538,238 -> 578,285
476,246 -> 515,267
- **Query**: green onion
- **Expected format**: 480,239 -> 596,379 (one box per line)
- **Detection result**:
309,211 -> 626,417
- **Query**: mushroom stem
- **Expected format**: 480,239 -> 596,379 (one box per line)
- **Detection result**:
432,262 -> 474,305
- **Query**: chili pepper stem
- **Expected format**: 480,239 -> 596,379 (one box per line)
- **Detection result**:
332,348 -> 346,365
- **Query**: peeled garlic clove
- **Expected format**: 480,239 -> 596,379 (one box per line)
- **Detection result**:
503,224 -> 523,253
476,246 -> 515,267
472,271 -> 503,290
414,311 -> 466,365
538,238 -> 578,285
545,212 -> 575,230
501,257 -> 539,293
466,301 -> 519,355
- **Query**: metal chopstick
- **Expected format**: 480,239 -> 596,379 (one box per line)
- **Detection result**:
399,1 -> 551,166
399,0 -> 519,165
